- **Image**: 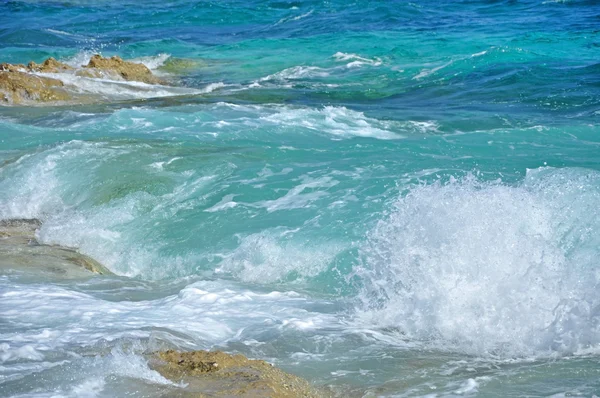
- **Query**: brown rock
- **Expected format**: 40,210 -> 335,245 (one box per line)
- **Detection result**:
0,70 -> 70,104
84,54 -> 165,84
0,63 -> 26,73
28,57 -> 73,73
153,350 -> 329,398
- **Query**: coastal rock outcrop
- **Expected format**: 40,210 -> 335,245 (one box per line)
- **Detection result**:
0,219 -> 111,277
0,65 -> 71,104
152,350 -> 329,397
81,54 -> 165,84
0,54 -> 167,105
28,57 -> 73,73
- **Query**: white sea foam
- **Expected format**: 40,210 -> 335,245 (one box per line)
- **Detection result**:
357,168 -> 600,357
204,194 -> 239,213
258,66 -> 330,82
252,175 -> 338,212
63,52 -> 170,71
131,53 -> 171,70
216,229 -> 343,283
63,51 -> 98,68
332,52 -> 383,68
261,106 -> 403,140
37,72 -> 201,100
200,82 -> 226,93
0,280 -> 338,362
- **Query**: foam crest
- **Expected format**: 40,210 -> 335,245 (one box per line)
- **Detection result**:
332,52 -> 383,68
262,106 -> 402,140
258,66 -> 330,82
40,72 -> 201,100
216,230 -> 343,283
357,168 -> 600,357
0,141 -> 118,220
131,53 -> 171,70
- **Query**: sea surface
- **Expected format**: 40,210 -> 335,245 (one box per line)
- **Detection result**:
1,0 -> 600,396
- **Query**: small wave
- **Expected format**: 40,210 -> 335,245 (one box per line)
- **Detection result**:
200,82 -> 226,93
63,51 -> 98,68
261,105 -> 403,140
35,71 -> 201,100
131,53 -> 171,71
413,60 -> 453,80
216,229 -> 343,283
275,9 -> 314,25
332,52 -> 382,68
258,65 -> 330,82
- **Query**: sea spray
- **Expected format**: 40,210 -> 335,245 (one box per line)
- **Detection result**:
356,168 -> 600,357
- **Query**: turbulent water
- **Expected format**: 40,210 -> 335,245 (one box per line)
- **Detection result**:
1,0 -> 600,396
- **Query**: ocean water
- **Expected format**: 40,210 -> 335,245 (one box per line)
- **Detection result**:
1,0 -> 600,396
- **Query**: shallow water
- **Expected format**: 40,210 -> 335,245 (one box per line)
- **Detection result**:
1,0 -> 600,396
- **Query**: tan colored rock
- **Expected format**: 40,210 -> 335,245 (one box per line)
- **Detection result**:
153,350 -> 329,398
28,57 -> 73,73
0,219 -> 111,277
84,54 -> 165,84
0,63 -> 26,73
0,54 -> 170,105
0,70 -> 71,104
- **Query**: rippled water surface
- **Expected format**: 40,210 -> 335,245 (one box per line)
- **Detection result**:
1,0 -> 600,396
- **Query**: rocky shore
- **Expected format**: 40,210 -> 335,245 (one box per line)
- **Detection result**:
0,54 -> 167,105
0,218 -> 328,397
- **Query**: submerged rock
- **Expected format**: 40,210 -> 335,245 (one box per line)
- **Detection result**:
152,350 -> 329,397
159,57 -> 205,74
0,219 -> 111,277
82,54 -> 165,85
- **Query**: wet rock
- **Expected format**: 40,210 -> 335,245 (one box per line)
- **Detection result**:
0,54 -> 168,105
0,63 -> 26,73
83,54 -> 165,85
28,57 -> 73,73
0,70 -> 71,104
152,350 -> 329,398
0,219 -> 111,277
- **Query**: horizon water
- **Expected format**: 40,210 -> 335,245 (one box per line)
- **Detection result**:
1,0 -> 600,396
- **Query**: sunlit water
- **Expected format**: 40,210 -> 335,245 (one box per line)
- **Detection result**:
1,0 -> 600,396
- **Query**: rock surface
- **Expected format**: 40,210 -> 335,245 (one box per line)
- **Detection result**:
0,219 -> 111,277
0,68 -> 71,104
28,57 -> 73,73
0,55 -> 167,105
82,54 -> 165,84
152,350 -> 329,398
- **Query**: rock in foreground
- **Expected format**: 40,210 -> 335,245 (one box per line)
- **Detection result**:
0,219 -> 111,277
152,350 -> 329,398
0,67 -> 71,104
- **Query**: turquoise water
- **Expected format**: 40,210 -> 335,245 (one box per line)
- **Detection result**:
1,0 -> 600,396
